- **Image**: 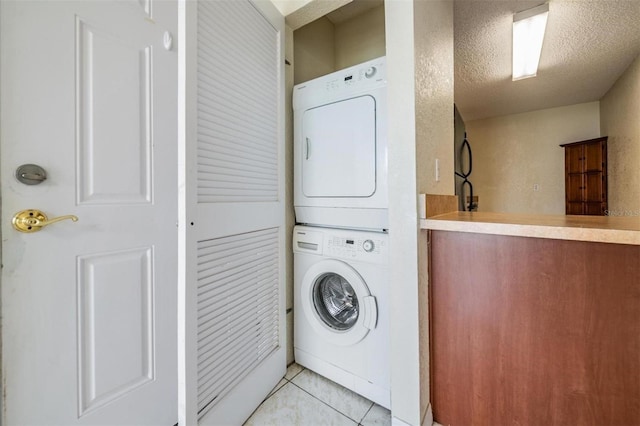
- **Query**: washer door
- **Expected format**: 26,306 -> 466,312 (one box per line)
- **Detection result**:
300,259 -> 378,346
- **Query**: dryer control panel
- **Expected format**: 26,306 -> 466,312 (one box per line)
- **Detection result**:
322,59 -> 385,93
293,225 -> 388,265
293,56 -> 386,111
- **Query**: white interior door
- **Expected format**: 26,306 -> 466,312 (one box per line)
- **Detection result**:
302,96 -> 377,197
1,1 -> 178,424
179,0 -> 286,425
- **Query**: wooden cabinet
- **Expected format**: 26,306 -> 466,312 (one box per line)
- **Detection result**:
429,230 -> 640,426
560,137 -> 607,215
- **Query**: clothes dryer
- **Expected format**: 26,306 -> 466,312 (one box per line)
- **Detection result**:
293,225 -> 390,408
293,57 -> 388,230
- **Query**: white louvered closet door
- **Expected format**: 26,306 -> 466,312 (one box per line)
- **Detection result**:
178,1 -> 286,424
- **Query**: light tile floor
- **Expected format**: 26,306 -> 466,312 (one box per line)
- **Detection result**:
244,363 -> 391,426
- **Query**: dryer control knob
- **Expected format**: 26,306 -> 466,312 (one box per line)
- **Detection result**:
363,239 -> 375,252
364,66 -> 377,78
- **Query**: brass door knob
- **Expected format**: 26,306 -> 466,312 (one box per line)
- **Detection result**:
12,209 -> 78,233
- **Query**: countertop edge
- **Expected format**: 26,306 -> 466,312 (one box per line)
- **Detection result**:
420,217 -> 640,246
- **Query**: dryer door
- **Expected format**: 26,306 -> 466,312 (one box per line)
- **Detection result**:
301,95 -> 376,198
300,259 -> 377,346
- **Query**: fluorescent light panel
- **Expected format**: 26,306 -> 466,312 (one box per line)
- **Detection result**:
512,3 -> 549,81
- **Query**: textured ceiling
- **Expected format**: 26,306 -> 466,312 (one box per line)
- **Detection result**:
454,0 -> 640,121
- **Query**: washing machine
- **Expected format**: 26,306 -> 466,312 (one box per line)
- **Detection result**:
293,57 -> 388,231
293,225 -> 390,408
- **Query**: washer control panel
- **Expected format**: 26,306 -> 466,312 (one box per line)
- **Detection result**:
324,231 -> 387,264
293,225 -> 388,264
362,239 -> 375,252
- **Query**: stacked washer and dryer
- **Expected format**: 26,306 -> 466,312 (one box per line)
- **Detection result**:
292,57 -> 390,408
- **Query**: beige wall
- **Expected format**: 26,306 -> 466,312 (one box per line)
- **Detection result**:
293,17 -> 335,84
600,54 -> 640,215
466,102 -> 600,214
334,5 -> 386,69
293,5 -> 385,84
414,2 -> 454,196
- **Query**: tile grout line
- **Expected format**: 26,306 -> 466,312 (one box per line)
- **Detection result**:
261,365 -> 305,403
289,381 -> 362,425
359,402 -> 375,424
286,366 -> 305,382
258,366 -> 383,426
262,369 -> 297,403
288,366 -> 377,424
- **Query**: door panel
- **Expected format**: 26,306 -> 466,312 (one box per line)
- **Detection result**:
567,202 -> 584,215
584,202 -> 605,216
196,229 -> 280,415
76,18 -> 152,204
77,248 -> 154,415
302,96 -> 376,197
584,142 -> 604,172
1,1 -> 177,424
567,174 -> 584,202
585,172 -> 604,202
195,0 -> 279,205
566,145 -> 584,174
179,0 -> 286,424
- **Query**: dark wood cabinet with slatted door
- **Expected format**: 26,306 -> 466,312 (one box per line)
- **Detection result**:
560,137 -> 607,215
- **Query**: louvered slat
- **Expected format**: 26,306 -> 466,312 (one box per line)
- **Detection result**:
197,272 -> 277,333
197,298 -> 277,362
196,98 -> 277,145
197,267 -> 278,320
197,257 -> 275,302
198,309 -> 277,377
198,8 -> 277,83
196,0 -> 278,204
197,167 -> 278,185
196,234 -> 277,277
196,227 -> 279,420
197,256 -> 276,297
197,330 -> 277,410
197,130 -> 276,159
198,321 -> 277,393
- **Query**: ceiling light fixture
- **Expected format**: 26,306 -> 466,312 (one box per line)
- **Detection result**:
512,3 -> 549,81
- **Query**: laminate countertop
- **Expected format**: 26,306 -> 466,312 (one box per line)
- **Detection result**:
420,211 -> 640,245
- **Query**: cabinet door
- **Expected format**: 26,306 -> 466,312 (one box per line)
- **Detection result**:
584,202 -> 604,215
584,142 -> 604,172
567,173 -> 584,202
567,202 -> 584,215
562,138 -> 607,216
585,172 -> 604,202
566,145 -> 584,173
430,231 -> 640,426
